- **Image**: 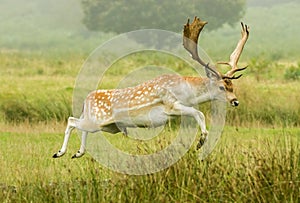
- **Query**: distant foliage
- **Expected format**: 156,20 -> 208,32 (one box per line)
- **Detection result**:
284,62 -> 300,80
81,0 -> 246,33
248,58 -> 272,81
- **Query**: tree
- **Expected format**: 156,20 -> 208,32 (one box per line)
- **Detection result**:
81,0 -> 246,33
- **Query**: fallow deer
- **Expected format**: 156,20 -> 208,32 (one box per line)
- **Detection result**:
53,17 -> 249,158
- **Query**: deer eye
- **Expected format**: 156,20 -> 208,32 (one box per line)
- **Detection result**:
219,86 -> 225,91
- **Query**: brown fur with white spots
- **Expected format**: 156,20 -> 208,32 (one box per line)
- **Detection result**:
53,17 -> 249,158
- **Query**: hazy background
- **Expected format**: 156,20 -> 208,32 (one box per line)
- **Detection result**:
0,0 -> 299,61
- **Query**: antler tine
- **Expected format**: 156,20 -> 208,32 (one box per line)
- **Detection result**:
219,22 -> 250,78
222,65 -> 248,80
183,16 -> 221,79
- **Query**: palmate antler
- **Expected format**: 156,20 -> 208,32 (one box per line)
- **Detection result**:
183,17 -> 207,67
183,16 -> 250,80
183,17 -> 221,79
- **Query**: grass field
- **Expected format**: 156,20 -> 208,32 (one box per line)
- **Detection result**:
0,51 -> 299,202
0,123 -> 299,202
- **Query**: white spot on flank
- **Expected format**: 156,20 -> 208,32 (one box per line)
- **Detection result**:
101,109 -> 107,115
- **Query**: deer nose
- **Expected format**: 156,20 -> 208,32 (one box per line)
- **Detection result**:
231,99 -> 239,107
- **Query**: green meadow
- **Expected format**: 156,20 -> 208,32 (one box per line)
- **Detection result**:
0,51 -> 299,202
0,1 -> 300,202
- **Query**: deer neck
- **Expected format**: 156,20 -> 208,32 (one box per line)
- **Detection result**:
182,77 -> 216,105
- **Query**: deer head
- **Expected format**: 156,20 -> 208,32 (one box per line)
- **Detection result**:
183,17 -> 249,107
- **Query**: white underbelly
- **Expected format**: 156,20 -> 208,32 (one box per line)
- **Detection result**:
113,105 -> 168,128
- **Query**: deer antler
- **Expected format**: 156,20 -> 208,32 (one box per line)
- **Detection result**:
218,22 -> 250,79
183,16 -> 221,79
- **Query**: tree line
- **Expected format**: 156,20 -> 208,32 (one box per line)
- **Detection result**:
81,0 -> 247,33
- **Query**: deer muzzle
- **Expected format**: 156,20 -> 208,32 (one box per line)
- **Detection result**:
231,99 -> 239,107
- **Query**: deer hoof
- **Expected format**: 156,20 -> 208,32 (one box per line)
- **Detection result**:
53,153 -> 59,158
71,151 -> 84,159
52,150 -> 65,158
196,136 -> 206,150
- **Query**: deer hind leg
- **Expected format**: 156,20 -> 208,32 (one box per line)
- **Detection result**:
53,117 -> 80,158
71,131 -> 87,158
169,102 -> 208,149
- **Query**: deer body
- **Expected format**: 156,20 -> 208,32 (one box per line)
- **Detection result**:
53,17 -> 249,158
53,74 -> 219,158
84,74 -> 228,130
86,75 -> 209,128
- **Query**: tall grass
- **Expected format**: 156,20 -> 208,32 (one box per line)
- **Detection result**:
0,52 -> 299,127
0,127 -> 299,202
0,52 -> 78,123
0,93 -> 71,123
226,79 -> 300,127
0,52 -> 299,202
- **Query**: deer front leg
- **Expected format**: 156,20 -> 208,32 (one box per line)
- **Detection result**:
53,117 -> 78,158
169,102 -> 208,149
